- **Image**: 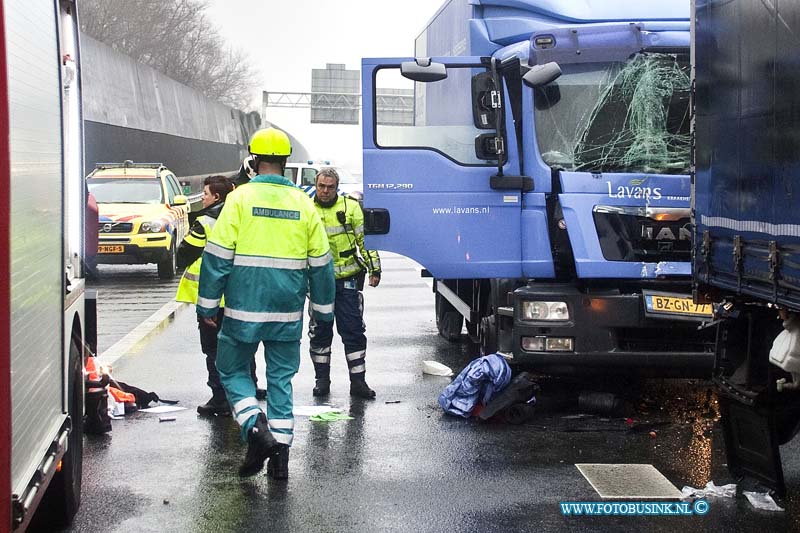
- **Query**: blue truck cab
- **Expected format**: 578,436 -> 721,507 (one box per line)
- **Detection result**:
693,0 -> 800,497
362,0 -> 715,375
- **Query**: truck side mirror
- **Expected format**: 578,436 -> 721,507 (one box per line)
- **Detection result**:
400,58 -> 447,82
471,71 -> 498,130
523,62 -> 562,88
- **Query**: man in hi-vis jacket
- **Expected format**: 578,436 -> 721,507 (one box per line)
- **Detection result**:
197,128 -> 335,480
308,168 -> 381,399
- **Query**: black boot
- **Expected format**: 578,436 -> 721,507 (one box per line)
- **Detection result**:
266,444 -> 290,480
197,392 -> 231,417
239,413 -> 280,477
313,378 -> 330,397
350,379 -> 376,399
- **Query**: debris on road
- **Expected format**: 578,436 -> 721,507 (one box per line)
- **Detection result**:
109,397 -> 126,418
438,354 -> 511,418
681,481 -> 736,500
294,405 -> 343,417
422,360 -> 454,377
139,405 -> 187,414
115,380 -> 178,408
743,491 -> 784,512
578,391 -> 622,416
309,412 -> 354,422
478,372 -> 538,423
86,353 -> 182,431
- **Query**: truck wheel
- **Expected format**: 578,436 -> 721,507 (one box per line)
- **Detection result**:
157,240 -> 177,280
32,338 -> 83,528
435,292 -> 463,341
479,314 -> 498,356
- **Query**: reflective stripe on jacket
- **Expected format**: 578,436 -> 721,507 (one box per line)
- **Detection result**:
313,194 -> 381,280
176,215 -> 218,304
196,174 -> 335,342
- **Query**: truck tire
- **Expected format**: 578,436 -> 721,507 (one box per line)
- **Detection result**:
435,292 -> 463,341
479,314 -> 498,356
33,338 -> 83,528
157,240 -> 177,280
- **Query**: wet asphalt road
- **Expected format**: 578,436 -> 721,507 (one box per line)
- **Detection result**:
89,264 -> 182,355
65,254 -> 800,532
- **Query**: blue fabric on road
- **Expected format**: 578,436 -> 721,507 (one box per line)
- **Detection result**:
438,354 -> 512,418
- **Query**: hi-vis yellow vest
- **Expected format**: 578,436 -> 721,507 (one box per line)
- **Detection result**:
313,194 -> 381,280
176,215 -> 221,305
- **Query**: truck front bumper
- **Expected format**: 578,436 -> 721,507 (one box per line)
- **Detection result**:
510,284 -> 715,377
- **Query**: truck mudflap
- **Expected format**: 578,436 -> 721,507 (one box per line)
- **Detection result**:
714,309 -> 800,497
715,376 -> 800,498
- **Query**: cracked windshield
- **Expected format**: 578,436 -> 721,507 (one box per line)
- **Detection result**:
534,53 -> 690,175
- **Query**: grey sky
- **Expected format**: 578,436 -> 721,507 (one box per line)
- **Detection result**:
206,0 -> 441,109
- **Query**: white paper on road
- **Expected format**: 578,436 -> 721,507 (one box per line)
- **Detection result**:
111,401 -> 126,417
681,481 -> 736,500
108,395 -> 126,417
139,405 -> 189,414
294,405 -> 343,417
743,491 -> 785,512
422,360 -> 454,377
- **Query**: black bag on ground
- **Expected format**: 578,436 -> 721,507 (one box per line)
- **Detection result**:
477,371 -> 539,423
115,381 -> 178,409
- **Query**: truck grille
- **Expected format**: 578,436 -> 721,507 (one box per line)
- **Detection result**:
99,222 -> 133,233
615,327 -> 714,353
593,206 -> 691,262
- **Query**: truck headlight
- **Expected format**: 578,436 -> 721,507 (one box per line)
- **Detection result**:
140,220 -> 165,233
520,301 -> 569,321
521,336 -> 574,352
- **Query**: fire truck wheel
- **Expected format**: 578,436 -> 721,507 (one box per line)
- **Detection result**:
157,240 -> 177,279
435,292 -> 463,342
33,338 -> 83,527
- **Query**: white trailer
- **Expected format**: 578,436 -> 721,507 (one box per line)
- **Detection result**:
0,0 -> 88,529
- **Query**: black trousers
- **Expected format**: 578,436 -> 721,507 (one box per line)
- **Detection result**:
198,308 -> 257,394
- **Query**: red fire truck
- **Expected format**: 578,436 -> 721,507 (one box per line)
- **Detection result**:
0,0 -> 90,529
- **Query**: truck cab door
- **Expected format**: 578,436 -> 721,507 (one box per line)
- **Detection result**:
362,57 -> 524,279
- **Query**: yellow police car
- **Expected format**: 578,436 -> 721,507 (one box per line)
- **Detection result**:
87,162 -> 190,279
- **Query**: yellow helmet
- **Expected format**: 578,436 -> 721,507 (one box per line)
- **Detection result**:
248,127 -> 292,157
